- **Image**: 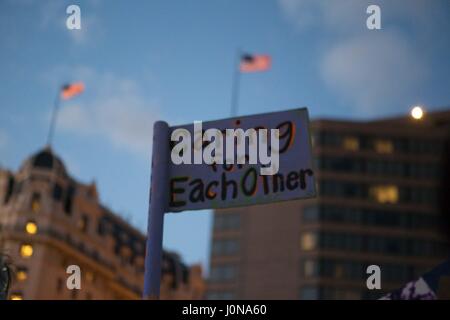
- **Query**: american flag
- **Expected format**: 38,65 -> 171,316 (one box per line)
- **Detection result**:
240,54 -> 271,73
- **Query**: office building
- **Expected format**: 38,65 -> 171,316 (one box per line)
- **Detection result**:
207,109 -> 450,299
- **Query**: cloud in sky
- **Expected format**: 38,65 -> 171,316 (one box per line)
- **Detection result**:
278,0 -> 448,115
320,31 -> 428,114
278,0 -> 447,33
52,67 -> 160,156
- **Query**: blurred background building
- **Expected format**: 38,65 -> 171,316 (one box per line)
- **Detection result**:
207,109 -> 450,300
0,147 -> 205,300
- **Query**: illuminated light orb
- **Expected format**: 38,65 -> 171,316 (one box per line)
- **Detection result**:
25,222 -> 38,235
20,244 -> 33,258
411,106 -> 424,120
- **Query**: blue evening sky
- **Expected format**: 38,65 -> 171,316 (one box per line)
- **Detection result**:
1,0 -> 449,272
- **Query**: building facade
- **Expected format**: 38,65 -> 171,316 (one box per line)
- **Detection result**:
0,148 -> 205,300
207,109 -> 450,300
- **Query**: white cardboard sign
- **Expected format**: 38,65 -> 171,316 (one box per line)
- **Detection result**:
167,108 -> 316,212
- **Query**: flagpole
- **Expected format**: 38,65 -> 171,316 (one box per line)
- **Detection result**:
230,48 -> 242,117
46,89 -> 61,147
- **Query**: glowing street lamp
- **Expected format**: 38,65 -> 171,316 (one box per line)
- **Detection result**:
25,222 -> 38,235
411,106 -> 425,120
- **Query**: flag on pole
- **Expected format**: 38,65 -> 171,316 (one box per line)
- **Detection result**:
240,54 -> 271,73
60,82 -> 85,100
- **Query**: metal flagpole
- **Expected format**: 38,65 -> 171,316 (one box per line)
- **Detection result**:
46,90 -> 61,147
143,120 -> 170,299
230,48 -> 242,117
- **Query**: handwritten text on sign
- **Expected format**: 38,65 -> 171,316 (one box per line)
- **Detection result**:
167,108 -> 316,212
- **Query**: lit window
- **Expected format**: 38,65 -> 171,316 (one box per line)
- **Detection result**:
30,193 -> 41,213
343,136 -> 359,151
25,222 -> 38,235
311,134 -> 316,148
16,270 -> 28,282
10,293 -> 23,300
300,232 -> 317,251
20,244 -> 33,258
369,185 -> 399,204
78,215 -> 89,233
374,139 -> 394,154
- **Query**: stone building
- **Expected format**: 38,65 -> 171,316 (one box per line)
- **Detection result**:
0,147 -> 205,300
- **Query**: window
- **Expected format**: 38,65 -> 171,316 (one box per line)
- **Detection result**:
209,265 -> 237,282
383,264 -> 411,282
3,175 -> 14,204
319,157 -> 362,173
30,193 -> 41,213
310,133 -> 316,147
300,286 -> 319,300
25,221 -> 38,235
19,244 -> 33,258
214,213 -> 240,230
320,180 -> 365,198
52,184 -> 63,201
369,185 -> 399,204
120,246 -> 132,265
374,139 -> 394,154
318,232 -> 445,257
342,183 -> 361,197
64,185 -> 75,215
78,215 -> 89,233
409,187 -> 436,205
302,260 -> 318,277
318,132 -> 341,147
302,206 -> 319,222
345,261 -> 363,280
97,219 -> 111,236
300,232 -> 317,251
212,239 -> 239,256
314,205 -> 438,230
342,136 -> 359,151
